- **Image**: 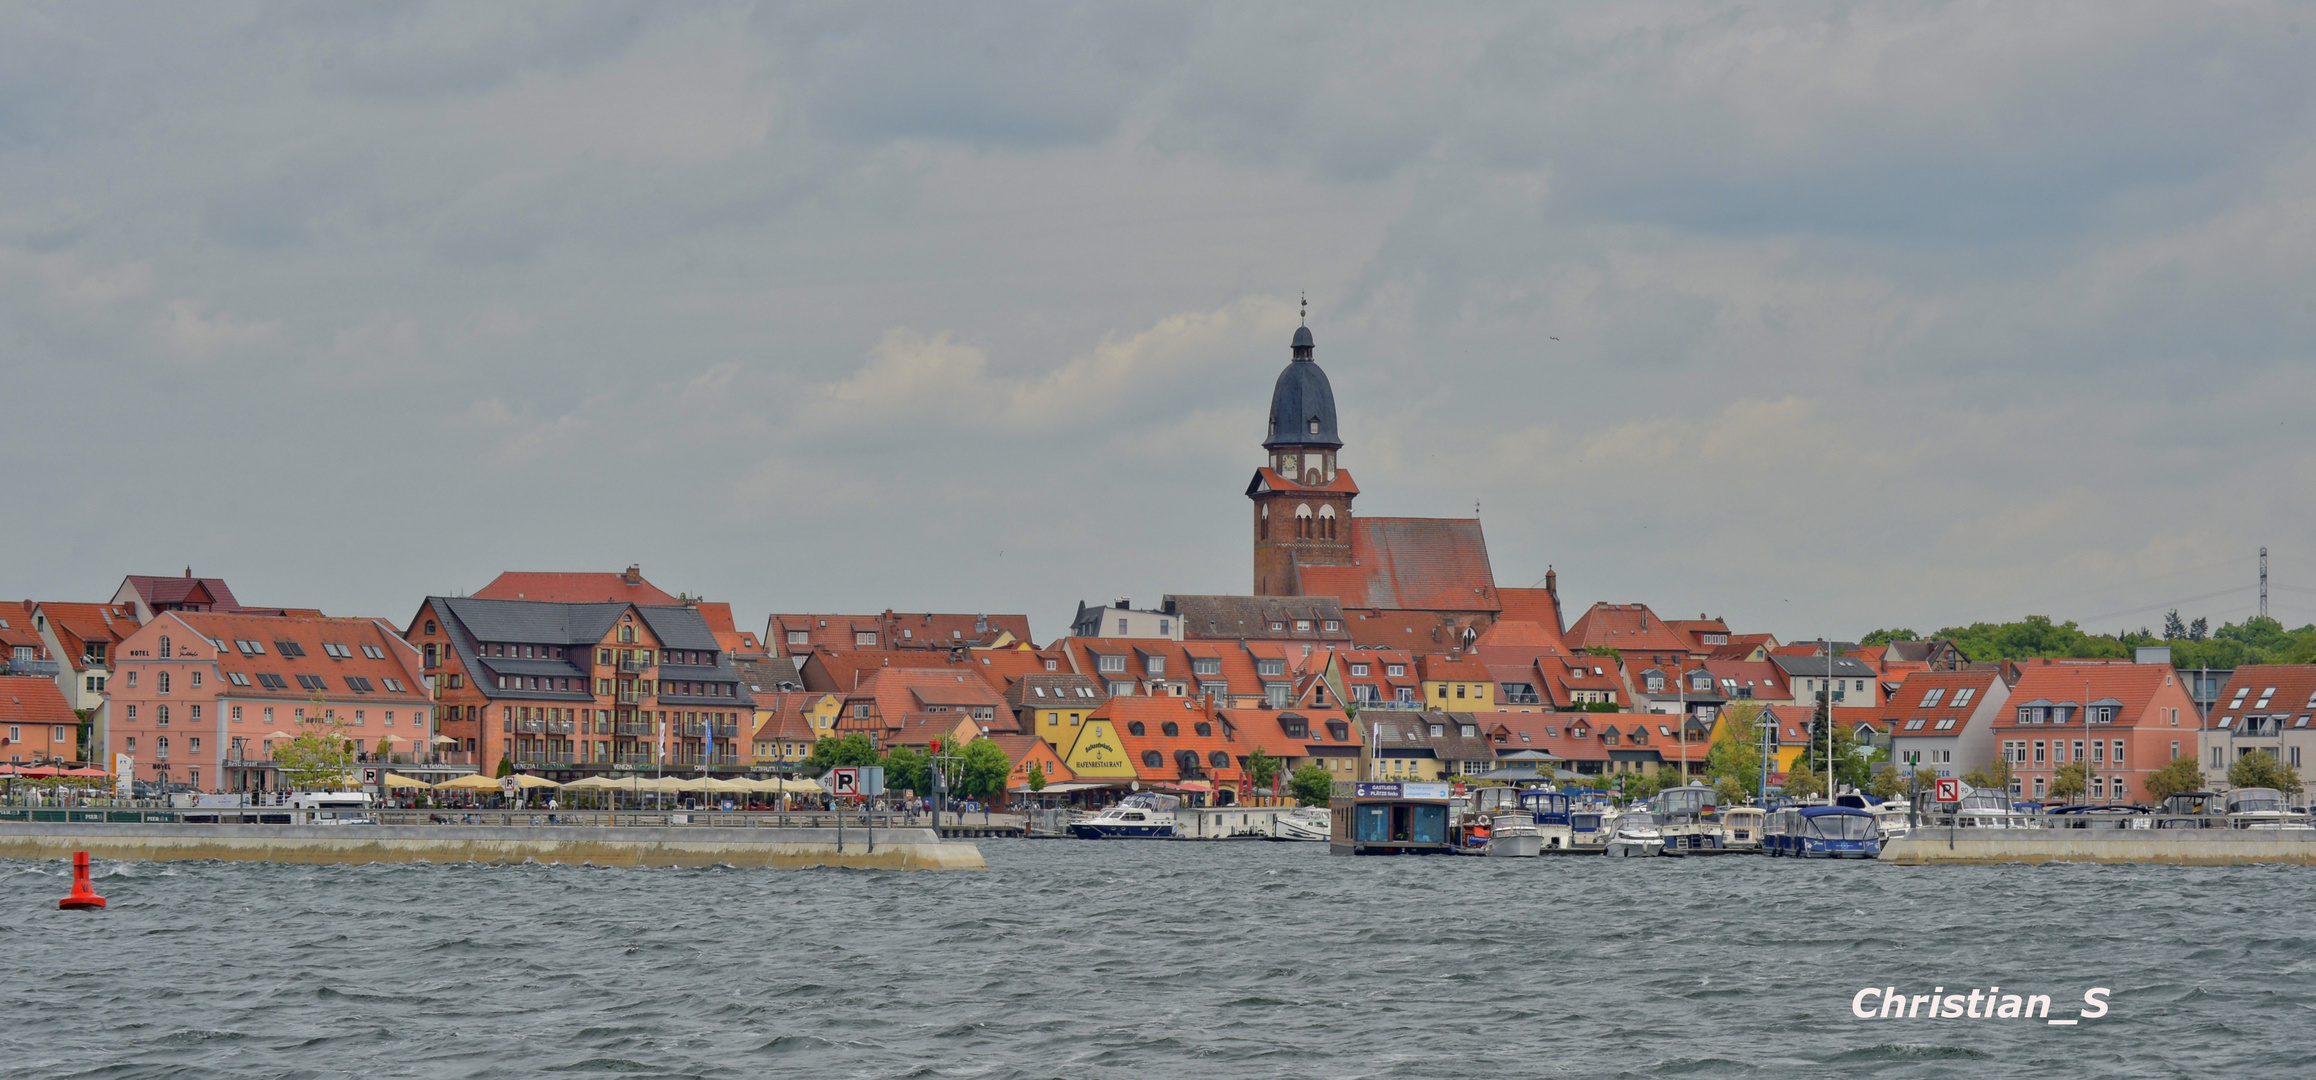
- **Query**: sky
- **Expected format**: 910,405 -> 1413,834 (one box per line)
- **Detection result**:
4,2 -> 2314,643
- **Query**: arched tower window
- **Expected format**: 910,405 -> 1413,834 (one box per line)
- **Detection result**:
1319,504 -> 1337,541
1295,504 -> 1313,540
1259,504 -> 1270,540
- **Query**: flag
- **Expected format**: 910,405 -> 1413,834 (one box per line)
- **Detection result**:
703,712 -> 714,767
656,711 -> 669,764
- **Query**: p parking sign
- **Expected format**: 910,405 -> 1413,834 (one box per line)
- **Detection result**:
1935,778 -> 1961,803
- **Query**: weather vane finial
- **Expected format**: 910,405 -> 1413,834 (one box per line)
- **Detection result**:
1299,290 -> 1307,326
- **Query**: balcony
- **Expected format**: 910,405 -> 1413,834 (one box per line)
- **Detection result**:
548,720 -> 576,735
1503,692 -> 1544,706
618,690 -> 649,704
618,660 -> 653,674
515,719 -> 547,734
615,721 -> 656,737
3,657 -> 60,677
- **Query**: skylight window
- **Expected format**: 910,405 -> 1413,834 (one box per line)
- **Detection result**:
362,644 -> 387,660
1953,687 -> 1976,707
227,672 -> 251,687
382,678 -> 406,693
274,640 -> 305,658
1920,687 -> 1945,708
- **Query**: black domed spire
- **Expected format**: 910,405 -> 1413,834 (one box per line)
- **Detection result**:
1266,323 -> 1339,450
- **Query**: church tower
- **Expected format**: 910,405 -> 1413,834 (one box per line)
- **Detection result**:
1248,318 -> 1356,595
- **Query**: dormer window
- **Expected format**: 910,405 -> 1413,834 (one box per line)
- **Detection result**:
1307,417 -> 1321,434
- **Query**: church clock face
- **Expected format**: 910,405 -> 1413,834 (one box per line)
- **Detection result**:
1279,454 -> 1297,477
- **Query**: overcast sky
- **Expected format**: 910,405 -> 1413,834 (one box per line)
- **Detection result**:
5,2 -> 2314,642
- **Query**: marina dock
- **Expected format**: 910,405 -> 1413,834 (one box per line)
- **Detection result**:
0,820 -> 985,870
1881,830 -> 2316,866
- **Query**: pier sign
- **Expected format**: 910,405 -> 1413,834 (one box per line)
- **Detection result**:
831,767 -> 860,798
1936,778 -> 1961,802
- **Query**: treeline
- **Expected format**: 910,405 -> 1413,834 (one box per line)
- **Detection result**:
1862,615 -> 2316,669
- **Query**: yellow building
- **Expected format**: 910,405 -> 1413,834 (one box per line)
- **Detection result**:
748,692 -> 842,768
1009,673 -> 1106,755
1419,653 -> 1496,711
1060,717 -> 1139,782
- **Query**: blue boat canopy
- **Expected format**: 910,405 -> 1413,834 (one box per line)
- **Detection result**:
1798,805 -> 1875,819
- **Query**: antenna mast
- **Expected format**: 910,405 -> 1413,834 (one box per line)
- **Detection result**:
2260,547 -> 2268,620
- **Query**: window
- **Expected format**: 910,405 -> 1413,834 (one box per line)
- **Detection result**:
274,640 -> 306,658
2113,739 -> 2125,766
1192,658 -> 1221,677
1324,620 -> 1341,632
1097,654 -> 1125,674
362,644 -> 386,660
855,632 -> 877,647
1161,722 -> 1180,737
1295,621 -> 1312,633
1351,664 -> 1369,677
157,671 -> 171,694
157,705 -> 170,726
1256,659 -> 1285,677
1144,656 -> 1164,677
1142,750 -> 1163,768
1269,621 -> 1285,632
159,636 -> 172,658
1117,619 -> 1129,635
1952,687 -> 1976,707
1920,687 -> 1945,708
125,671 -> 135,688
228,672 -> 250,687
1044,659 -> 1058,671
2033,741 -> 2045,764
1127,721 -> 1146,736
1387,664 -> 1405,678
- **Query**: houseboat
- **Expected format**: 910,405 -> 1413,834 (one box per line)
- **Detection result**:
1069,793 -> 1181,838
1764,805 -> 1880,858
1654,783 -> 1725,853
1329,781 -> 1456,855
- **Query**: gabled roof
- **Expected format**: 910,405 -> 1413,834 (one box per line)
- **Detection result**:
1494,587 -> 1565,636
1563,603 -> 1691,655
732,655 -> 805,695
473,569 -> 679,606
1993,664 -> 2192,729
143,612 -> 431,707
1769,654 -> 1878,680
1160,594 -> 1352,641
122,573 -> 242,612
1246,467 -> 1360,496
2206,665 -> 2316,730
1418,653 -> 1493,682
1293,517 -> 1499,613
769,611 -> 1035,653
0,675 -> 76,727
1098,697 -> 1247,786
1883,669 -> 2008,736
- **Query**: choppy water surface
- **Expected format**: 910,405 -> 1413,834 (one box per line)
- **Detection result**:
4,841 -> 2313,1078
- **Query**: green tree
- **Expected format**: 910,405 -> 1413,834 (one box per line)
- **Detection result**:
276,720 -> 359,791
1704,702 -> 1764,797
1288,763 -> 1334,806
1866,763 -> 1905,800
1025,761 -> 1047,794
804,733 -> 880,772
956,737 -> 1013,821
1860,628 -> 1920,646
2229,749 -> 2303,795
1713,774 -> 1749,806
1960,755 -> 2012,794
1581,700 -> 1622,713
1789,698 -> 1869,792
1247,746 -> 1281,796
2144,754 -> 2205,801
879,745 -> 931,798
2049,762 -> 2089,801
1780,767 -> 1824,799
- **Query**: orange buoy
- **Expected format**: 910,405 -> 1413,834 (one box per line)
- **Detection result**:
58,851 -> 105,911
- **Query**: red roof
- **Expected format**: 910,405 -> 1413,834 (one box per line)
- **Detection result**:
2207,665 -> 2316,730
1564,603 -> 1692,654
1248,467 -> 1361,496
473,570 -> 679,606
1494,587 -> 1565,636
153,612 -> 431,707
32,602 -> 141,672
0,675 -> 76,727
1995,664 -> 2196,730
1097,697 -> 1248,787
122,574 -> 241,612
1294,517 -> 1499,613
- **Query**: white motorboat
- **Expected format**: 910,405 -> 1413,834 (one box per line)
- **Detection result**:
1484,813 -> 1542,857
1274,806 -> 1332,841
1068,793 -> 1180,839
2226,788 -> 2314,830
1605,812 -> 1665,858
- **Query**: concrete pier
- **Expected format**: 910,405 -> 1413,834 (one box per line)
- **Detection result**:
1882,830 -> 2316,866
0,822 -> 985,870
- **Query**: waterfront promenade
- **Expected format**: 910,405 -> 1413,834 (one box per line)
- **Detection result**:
0,814 -> 987,870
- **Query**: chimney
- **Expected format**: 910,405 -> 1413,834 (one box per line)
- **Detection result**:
623,564 -> 642,585
1545,567 -> 1557,592
1115,598 -> 1131,611
184,567 -> 193,578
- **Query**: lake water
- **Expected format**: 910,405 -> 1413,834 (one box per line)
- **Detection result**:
2,841 -> 2309,1078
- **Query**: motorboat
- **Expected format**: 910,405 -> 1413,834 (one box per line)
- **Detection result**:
1719,806 -> 1765,851
1484,812 -> 1543,857
1069,793 -> 1180,838
1764,806 -> 1880,858
1605,812 -> 1665,858
1273,806 -> 1331,841
1654,783 -> 1725,853
1521,790 -> 1577,851
2225,788 -> 2313,829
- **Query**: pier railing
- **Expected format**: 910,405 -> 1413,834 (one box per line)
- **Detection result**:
0,806 -> 1024,832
